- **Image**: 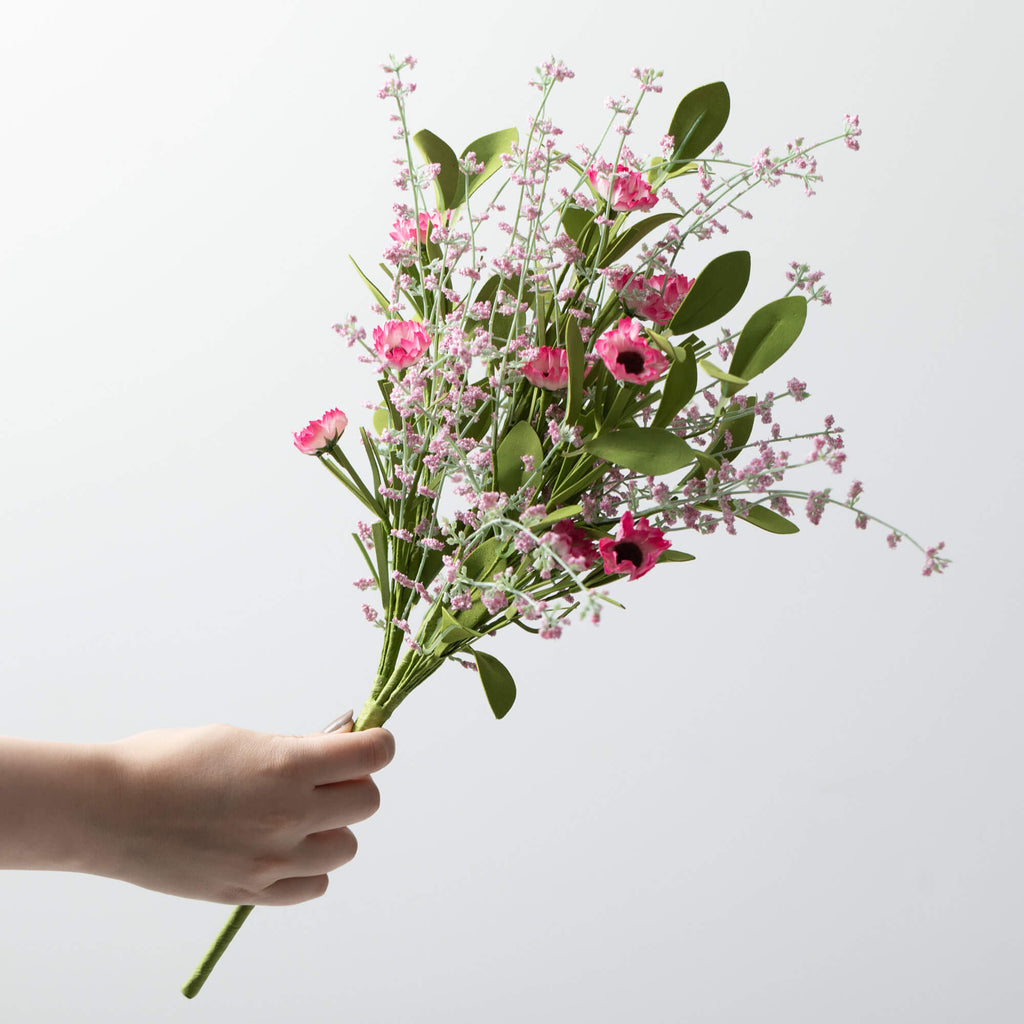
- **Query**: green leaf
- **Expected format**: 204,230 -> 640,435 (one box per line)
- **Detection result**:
560,204 -> 596,255
372,407 -> 390,434
668,251 -> 751,335
658,549 -> 696,563
412,129 -> 461,211
564,316 -> 586,425
531,504 -> 583,530
727,295 -> 808,395
474,649 -> 517,719
371,522 -> 390,612
496,421 -> 543,494
460,128 -> 518,202
652,340 -> 698,429
349,256 -> 390,310
699,359 -> 749,387
599,212 -> 680,268
741,504 -> 800,535
462,536 -> 505,581
585,427 -> 696,475
439,606 -> 486,645
667,82 -> 730,167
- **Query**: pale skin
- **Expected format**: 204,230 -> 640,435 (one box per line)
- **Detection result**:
0,720 -> 394,906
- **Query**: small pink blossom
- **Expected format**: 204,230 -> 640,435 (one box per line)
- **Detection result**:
373,320 -> 431,368
594,318 -> 670,385
587,163 -> 659,212
389,211 -> 432,245
598,511 -> 670,581
293,407 -> 349,454
611,268 -> 693,325
522,346 -> 570,390
542,518 -> 599,571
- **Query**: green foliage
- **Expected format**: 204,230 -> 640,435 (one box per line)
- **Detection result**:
669,251 -> 751,335
473,649 -> 517,719
741,505 -> 800,534
666,82 -> 730,169
599,213 -> 680,268
658,550 -> 696,563
412,129 -> 461,211
564,316 -> 587,425
727,296 -> 808,396
349,256 -> 390,311
652,340 -> 698,429
585,427 -> 696,475
460,128 -> 518,203
496,421 -> 543,493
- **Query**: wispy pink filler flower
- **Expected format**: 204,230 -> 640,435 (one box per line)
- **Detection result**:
543,519 -> 599,570
598,511 -> 670,581
522,346 -> 570,390
587,163 -> 659,212
293,408 -> 349,454
595,318 -> 670,384
373,320 -> 431,368
389,212 -> 432,245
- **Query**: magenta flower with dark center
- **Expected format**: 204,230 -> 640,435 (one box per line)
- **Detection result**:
598,511 -> 671,580
594,317 -> 670,385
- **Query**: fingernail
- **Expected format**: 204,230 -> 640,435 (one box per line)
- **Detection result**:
322,709 -> 354,733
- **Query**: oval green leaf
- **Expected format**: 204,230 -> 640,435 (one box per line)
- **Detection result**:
741,504 -> 800,535
667,82 -> 730,167
585,427 -> 696,475
652,340 -> 698,429
668,251 -> 751,335
412,129 -> 460,211
727,295 -> 808,392
474,649 -> 517,719
497,421 -> 544,493
599,212 -> 681,268
460,128 -> 518,202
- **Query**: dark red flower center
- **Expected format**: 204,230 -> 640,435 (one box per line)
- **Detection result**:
616,350 -> 646,375
613,541 -> 643,569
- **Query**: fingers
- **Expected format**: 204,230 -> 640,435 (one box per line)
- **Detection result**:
312,776 -> 381,829
304,728 -> 395,785
246,828 -> 358,906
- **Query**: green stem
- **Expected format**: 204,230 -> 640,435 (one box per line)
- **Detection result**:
181,905 -> 254,999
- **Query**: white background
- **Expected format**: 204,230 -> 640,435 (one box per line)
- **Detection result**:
1,2 -> 1020,1021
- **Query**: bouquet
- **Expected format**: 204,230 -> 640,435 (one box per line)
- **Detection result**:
183,55 -> 947,997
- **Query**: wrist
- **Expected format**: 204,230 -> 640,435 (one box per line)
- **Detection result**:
0,736 -> 121,875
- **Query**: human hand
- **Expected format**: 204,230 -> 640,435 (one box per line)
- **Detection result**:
68,722 -> 394,905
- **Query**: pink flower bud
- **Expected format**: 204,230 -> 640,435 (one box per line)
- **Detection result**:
293,408 -> 349,454
587,163 -> 659,212
521,346 -> 570,390
373,320 -> 431,368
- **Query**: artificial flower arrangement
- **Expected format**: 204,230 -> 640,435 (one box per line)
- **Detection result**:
183,55 -> 947,997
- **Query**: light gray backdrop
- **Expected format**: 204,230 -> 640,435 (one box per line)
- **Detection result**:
1,2 -> 1019,1021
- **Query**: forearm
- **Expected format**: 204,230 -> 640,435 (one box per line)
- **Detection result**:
0,736 -> 113,873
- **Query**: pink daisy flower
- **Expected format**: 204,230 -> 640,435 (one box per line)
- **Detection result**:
598,511 -> 671,580
521,346 -> 570,390
293,408 -> 349,454
594,318 -> 670,385
373,320 -> 431,368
